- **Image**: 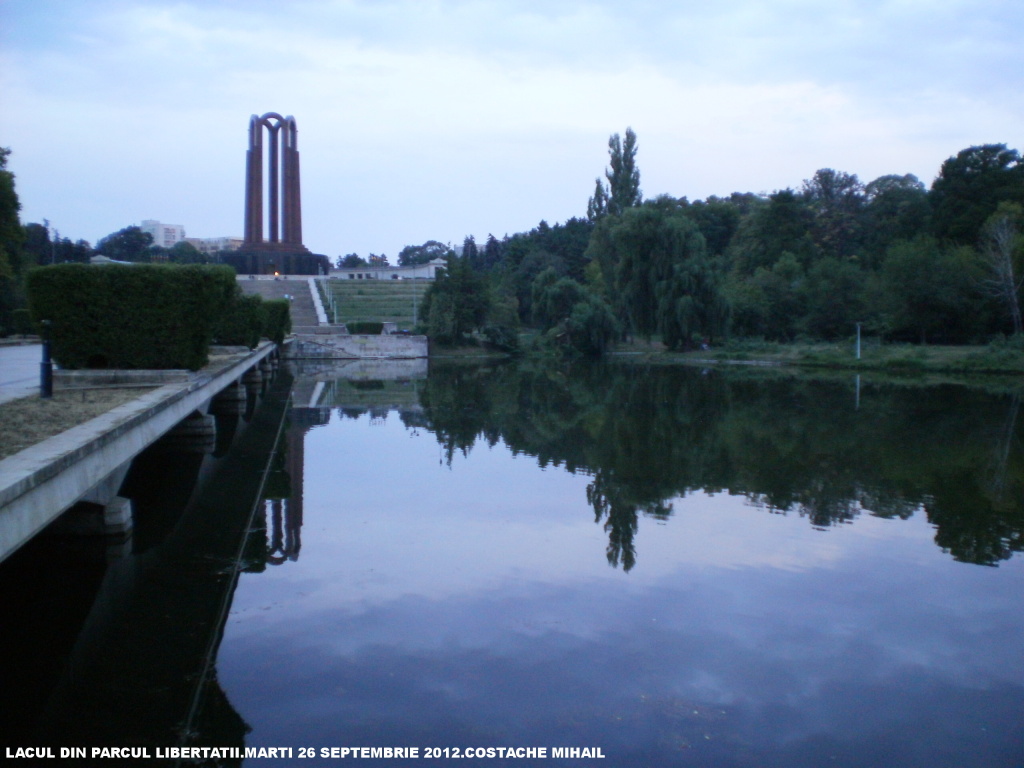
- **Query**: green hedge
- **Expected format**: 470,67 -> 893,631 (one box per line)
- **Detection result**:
27,263 -> 236,370
347,321 -> 384,335
261,299 -> 291,345
213,293 -> 293,348
213,291 -> 264,348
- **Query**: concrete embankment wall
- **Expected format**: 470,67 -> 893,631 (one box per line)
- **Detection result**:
287,334 -> 428,359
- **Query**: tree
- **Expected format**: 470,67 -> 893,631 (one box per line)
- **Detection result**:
0,147 -> 24,333
802,168 -> 865,261
461,235 -> 479,270
686,196 -> 742,256
564,293 -> 619,357
168,240 -> 205,264
398,240 -> 450,267
0,148 -> 22,276
607,128 -> 642,216
337,253 -> 366,268
96,225 -> 153,262
531,269 -> 588,330
875,237 -> 978,343
421,252 -> 488,343
22,222 -> 51,268
728,189 -> 816,273
586,177 -> 608,221
978,203 -> 1024,335
530,269 -> 618,357
588,128 -> 642,219
931,144 -> 1024,245
610,202 -> 726,346
725,252 -> 804,341
801,257 -> 865,340
482,234 -> 502,271
862,174 -> 931,265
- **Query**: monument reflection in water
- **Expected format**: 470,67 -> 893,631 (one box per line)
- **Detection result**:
1,359 -> 1021,766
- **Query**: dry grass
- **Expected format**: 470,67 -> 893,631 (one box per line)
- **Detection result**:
0,388 -> 152,460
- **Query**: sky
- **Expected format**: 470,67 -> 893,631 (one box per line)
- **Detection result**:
1,0 -> 1021,259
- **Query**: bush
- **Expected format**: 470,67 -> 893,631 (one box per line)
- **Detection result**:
482,323 -> 519,352
27,263 -> 236,369
261,299 -> 291,344
564,295 -> 620,358
347,321 -> 384,335
213,291 -> 264,348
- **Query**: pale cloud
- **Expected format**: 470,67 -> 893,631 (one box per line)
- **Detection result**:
1,0 -> 1020,257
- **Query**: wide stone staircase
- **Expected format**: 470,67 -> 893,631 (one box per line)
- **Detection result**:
237,277 -> 327,334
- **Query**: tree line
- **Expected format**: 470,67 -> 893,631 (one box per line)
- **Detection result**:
418,133 -> 1024,356
3,136 -> 1022,347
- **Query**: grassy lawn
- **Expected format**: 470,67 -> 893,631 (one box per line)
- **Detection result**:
322,280 -> 426,329
611,337 -> 1024,375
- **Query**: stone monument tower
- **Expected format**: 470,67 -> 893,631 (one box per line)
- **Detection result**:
229,112 -> 327,275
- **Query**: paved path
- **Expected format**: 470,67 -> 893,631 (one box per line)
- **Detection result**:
0,345 -> 43,405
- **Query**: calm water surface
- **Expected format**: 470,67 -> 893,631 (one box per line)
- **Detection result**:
2,360 -> 1022,766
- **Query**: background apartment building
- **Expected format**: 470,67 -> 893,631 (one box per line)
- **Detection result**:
140,219 -> 186,248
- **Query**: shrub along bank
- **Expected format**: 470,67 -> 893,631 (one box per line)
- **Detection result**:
27,264 -> 290,370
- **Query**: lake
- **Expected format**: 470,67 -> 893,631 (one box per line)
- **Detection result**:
1,359 -> 1022,766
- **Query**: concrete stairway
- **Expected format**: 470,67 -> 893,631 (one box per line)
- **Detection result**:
237,277 -> 324,334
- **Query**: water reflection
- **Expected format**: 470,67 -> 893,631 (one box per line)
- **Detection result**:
405,362 -> 1024,570
0,368 -> 296,760
219,360 -> 1024,767
5,359 -> 1020,766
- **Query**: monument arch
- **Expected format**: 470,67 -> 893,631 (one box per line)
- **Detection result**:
224,112 -> 329,275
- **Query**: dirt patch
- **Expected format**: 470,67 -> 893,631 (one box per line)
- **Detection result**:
0,388 -> 153,461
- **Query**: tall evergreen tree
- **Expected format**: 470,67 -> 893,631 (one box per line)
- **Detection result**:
462,235 -> 479,270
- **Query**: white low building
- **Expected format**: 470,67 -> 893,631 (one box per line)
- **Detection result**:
328,258 -> 447,281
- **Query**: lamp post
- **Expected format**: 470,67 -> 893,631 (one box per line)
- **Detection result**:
40,320 -> 53,398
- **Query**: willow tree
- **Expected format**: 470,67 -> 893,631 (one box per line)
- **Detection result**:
610,202 -> 728,347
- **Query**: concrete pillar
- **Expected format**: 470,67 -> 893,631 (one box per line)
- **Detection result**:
210,381 -> 247,416
103,496 -> 133,536
48,496 -> 134,539
160,412 -> 216,454
243,367 -> 263,388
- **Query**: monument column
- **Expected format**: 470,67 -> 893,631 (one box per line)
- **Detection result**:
238,112 -> 321,275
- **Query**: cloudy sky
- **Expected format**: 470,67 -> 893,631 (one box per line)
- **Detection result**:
1,0 -> 1020,259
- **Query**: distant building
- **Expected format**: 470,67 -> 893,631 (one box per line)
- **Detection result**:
329,258 -> 447,281
140,219 -> 186,248
185,236 -> 244,254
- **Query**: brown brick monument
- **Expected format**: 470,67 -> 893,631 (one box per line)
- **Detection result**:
224,112 -> 329,275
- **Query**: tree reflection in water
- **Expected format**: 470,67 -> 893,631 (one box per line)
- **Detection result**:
415,361 -> 1024,570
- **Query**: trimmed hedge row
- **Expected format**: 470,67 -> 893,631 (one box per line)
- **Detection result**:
346,321 -> 384,335
261,299 -> 292,345
213,292 -> 264,348
211,294 -> 292,348
26,264 -> 290,370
